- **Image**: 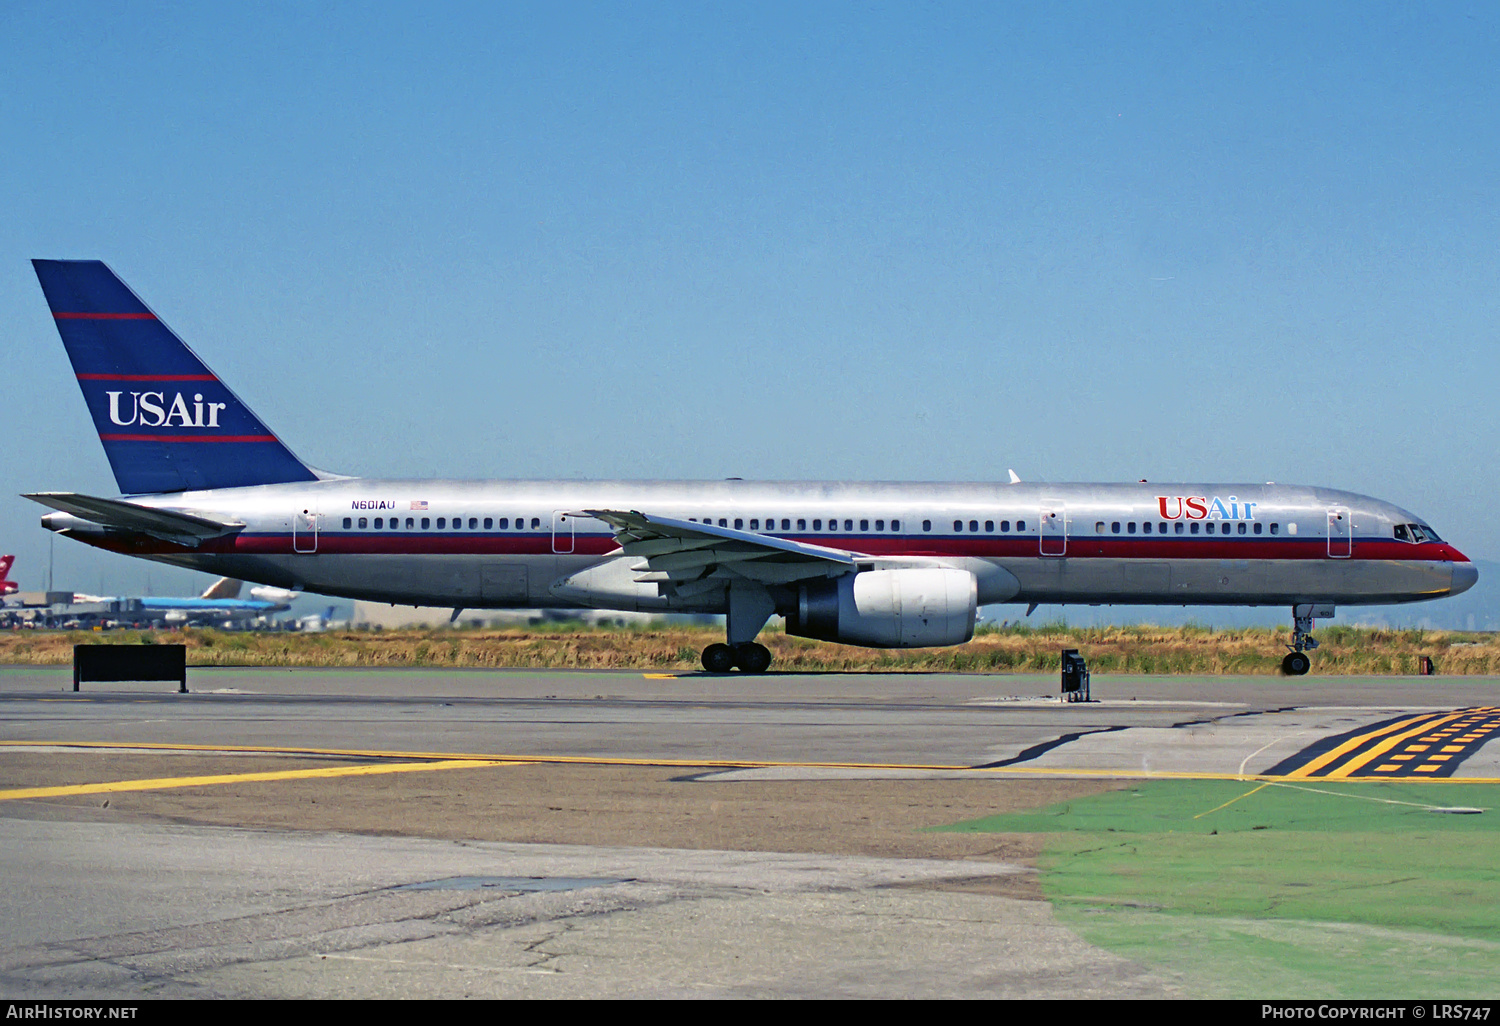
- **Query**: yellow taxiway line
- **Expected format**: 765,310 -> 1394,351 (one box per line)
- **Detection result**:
0,758 -> 511,802
3,740 -> 1499,789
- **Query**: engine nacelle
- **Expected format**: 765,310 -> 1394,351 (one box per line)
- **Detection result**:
785,568 -> 978,648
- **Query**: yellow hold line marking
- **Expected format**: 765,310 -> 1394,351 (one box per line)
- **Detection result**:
1324,711 -> 1499,780
0,759 -> 512,802
1283,711 -> 1470,779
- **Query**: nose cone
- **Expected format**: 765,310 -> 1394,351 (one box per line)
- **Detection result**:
1451,562 -> 1479,596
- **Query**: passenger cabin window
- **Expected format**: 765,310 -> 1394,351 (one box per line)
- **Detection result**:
876,519 -> 885,531
797,519 -> 806,531
891,519 -> 900,531
922,520 -> 932,532
1001,521 -> 1010,532
1016,520 -> 1025,531
421,518 -> 431,529
484,518 -> 493,529
1127,522 -> 1136,534
406,517 -> 415,529
813,520 -> 823,531
531,517 -> 540,529
374,518 -> 383,529
845,519 -> 853,531
985,521 -> 994,532
343,517 -> 352,529
969,520 -> 978,532
1111,522 -> 1121,534
783,519 -> 792,531
734,518 -> 743,530
954,520 -> 963,532
1270,523 -> 1279,535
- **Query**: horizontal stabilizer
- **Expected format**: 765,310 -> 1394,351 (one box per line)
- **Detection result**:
23,492 -> 243,545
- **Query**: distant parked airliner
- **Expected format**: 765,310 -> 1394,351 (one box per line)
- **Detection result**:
27,261 -> 1475,674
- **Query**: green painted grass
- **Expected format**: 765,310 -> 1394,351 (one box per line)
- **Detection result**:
940,779 -> 1500,835
936,780 -> 1500,997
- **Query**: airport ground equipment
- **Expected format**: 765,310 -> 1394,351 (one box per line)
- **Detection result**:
1060,649 -> 1091,703
73,644 -> 187,693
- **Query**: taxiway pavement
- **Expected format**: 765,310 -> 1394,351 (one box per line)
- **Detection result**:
0,667 -> 1494,998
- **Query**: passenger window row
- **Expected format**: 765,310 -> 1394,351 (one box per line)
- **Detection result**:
339,513 -> 1296,539
1093,521 -> 1282,536
341,516 -> 544,531
687,517 -> 905,533
923,519 -> 1026,532
682,518 -> 1039,533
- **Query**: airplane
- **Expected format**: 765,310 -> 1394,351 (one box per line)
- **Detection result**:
82,577 -> 295,627
0,555 -> 16,597
25,260 -> 1477,675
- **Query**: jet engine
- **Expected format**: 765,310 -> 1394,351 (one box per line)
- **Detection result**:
784,568 -> 977,648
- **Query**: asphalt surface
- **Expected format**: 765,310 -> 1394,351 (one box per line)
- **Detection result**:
0,666 -> 1496,998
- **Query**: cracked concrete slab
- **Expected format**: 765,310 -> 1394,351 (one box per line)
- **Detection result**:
0,818 -> 1171,999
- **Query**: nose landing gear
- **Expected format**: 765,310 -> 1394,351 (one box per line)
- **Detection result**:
1282,603 -> 1333,676
1282,650 -> 1312,676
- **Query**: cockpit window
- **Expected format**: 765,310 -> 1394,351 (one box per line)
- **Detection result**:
1401,523 -> 1442,543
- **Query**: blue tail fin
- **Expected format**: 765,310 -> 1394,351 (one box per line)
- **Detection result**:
32,260 -> 318,494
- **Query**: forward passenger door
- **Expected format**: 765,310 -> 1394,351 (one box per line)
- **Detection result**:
1040,505 -> 1067,557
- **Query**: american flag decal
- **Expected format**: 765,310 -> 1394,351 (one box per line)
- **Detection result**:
410,500 -> 428,510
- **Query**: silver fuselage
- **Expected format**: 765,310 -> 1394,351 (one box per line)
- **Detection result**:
43,479 -> 1476,613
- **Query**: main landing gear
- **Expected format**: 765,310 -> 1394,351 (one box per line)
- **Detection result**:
701,641 -> 772,674
1282,603 -> 1332,676
702,581 -> 777,674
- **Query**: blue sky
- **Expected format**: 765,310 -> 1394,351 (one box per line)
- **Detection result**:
1,1 -> 1495,607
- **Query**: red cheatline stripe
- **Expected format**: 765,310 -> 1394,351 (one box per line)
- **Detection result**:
76,374 -> 217,381
99,434 -> 278,443
53,312 -> 156,320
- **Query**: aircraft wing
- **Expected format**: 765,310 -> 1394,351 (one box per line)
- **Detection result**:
584,509 -> 855,586
23,492 -> 244,547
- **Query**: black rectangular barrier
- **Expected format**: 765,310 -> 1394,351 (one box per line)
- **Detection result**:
73,645 -> 187,693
